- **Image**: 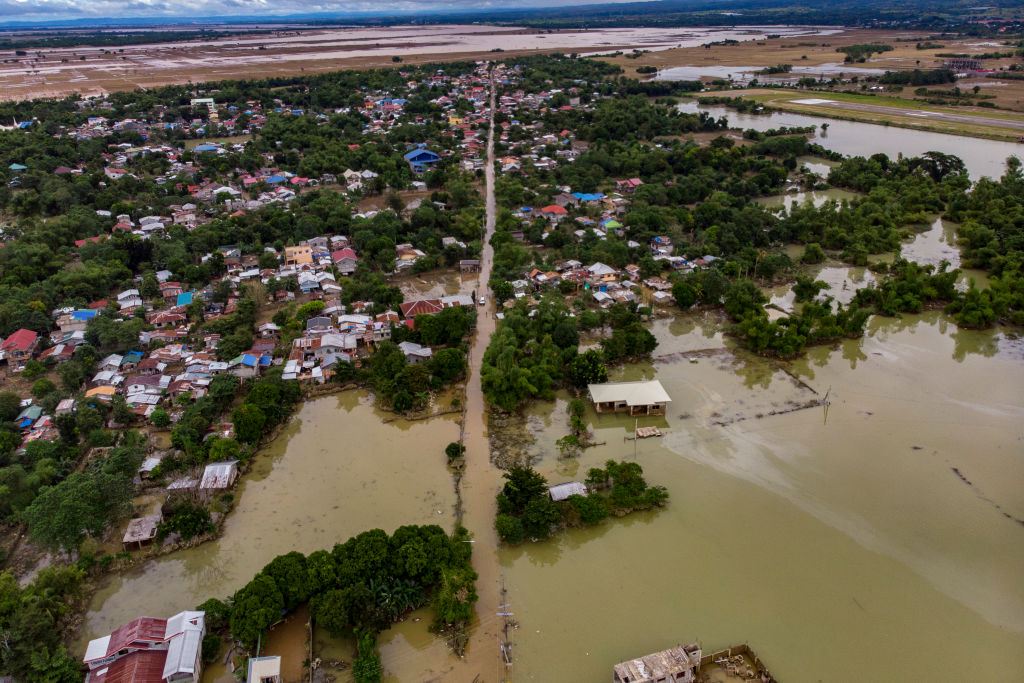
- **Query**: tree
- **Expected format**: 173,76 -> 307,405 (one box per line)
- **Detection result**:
21,360 -> 45,379
150,408 -> 170,428
0,391 -> 21,422
230,573 -> 285,648
567,349 -> 608,389
521,496 -> 561,540
445,442 -> 465,461
569,494 -> 609,525
111,396 -> 135,425
232,404 -> 266,444
430,348 -> 466,384
497,465 -> 548,516
22,471 -> 131,553
262,551 -> 311,610
208,437 -> 241,462
672,280 -> 697,309
31,379 -> 56,399
56,360 -> 85,391
489,278 -> 514,302
494,514 -> 524,544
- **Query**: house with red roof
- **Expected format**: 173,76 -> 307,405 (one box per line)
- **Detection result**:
331,247 -> 359,276
83,610 -> 206,683
2,329 -> 39,370
540,204 -> 569,222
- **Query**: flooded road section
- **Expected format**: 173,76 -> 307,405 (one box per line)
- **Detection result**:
77,392 -> 461,679
678,101 -> 1021,181
499,311 -> 1024,682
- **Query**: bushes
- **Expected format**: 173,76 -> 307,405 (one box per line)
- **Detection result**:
158,497 -> 214,542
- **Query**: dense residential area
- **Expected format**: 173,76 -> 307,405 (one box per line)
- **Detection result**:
0,34 -> 1021,683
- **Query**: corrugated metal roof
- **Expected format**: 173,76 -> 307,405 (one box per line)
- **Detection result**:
588,380 -> 671,407
92,649 -> 167,683
549,482 -> 587,502
104,617 -> 167,657
200,461 -> 238,489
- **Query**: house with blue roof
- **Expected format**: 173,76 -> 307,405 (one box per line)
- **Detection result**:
8,163 -> 26,172
404,148 -> 441,174
193,144 -> 219,153
177,291 -> 194,307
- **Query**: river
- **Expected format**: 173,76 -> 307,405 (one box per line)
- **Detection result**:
677,101 -> 1021,181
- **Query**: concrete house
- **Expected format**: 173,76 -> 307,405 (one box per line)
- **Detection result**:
588,380 -> 671,417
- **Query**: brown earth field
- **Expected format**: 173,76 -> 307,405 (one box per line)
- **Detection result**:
603,28 -> 1024,113
0,24 -> 645,101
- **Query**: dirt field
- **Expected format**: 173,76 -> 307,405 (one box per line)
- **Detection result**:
0,24 -> 831,101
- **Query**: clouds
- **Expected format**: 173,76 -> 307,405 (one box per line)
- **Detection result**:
0,0 -> 620,22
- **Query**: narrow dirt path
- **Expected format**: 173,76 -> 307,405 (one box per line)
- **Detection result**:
455,64 -> 508,682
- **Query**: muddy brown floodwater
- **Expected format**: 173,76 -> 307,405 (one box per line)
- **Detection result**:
497,307 -> 1024,682
75,391 -> 462,680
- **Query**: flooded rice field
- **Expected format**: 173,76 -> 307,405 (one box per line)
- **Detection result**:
678,101 -> 1021,181
498,307 -> 1024,682
76,391 -> 461,680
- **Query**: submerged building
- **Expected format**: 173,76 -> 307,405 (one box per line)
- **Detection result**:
613,643 -> 702,683
588,380 -> 671,416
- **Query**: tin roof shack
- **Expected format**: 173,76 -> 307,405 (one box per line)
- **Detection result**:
613,643 -> 702,683
589,380 -> 671,417
247,656 -> 282,683
83,611 -> 206,683
549,481 -> 587,502
199,461 -> 238,497
123,514 -> 162,550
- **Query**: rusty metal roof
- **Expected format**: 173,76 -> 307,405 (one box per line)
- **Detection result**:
91,650 -> 168,683
106,617 -> 167,655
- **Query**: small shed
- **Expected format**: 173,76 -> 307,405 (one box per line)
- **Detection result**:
122,514 -> 162,550
549,481 -> 587,502
200,460 -> 239,491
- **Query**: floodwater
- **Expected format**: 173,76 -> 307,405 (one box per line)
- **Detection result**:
753,186 -> 861,211
657,62 -> 887,83
498,310 -> 1024,682
76,392 -> 461,678
677,101 -> 1021,181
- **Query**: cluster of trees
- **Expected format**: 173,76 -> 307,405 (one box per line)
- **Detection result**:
0,565 -> 85,681
220,525 -> 476,678
481,297 -> 649,412
837,43 -> 894,62
494,460 -> 668,544
21,431 -> 145,554
879,69 -> 956,86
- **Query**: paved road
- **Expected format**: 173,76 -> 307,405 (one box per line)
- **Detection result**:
791,98 -> 1024,132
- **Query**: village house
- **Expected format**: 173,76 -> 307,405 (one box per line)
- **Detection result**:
83,611 -> 207,683
284,245 -> 313,266
2,329 -> 39,371
613,643 -> 702,683
589,380 -> 672,417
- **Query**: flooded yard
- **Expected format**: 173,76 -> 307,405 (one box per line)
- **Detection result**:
75,391 -> 462,680
498,311 -> 1024,682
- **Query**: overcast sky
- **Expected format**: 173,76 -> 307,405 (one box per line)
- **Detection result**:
2,0 -> 635,22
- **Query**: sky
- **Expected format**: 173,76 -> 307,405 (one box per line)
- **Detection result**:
0,0 -> 635,23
